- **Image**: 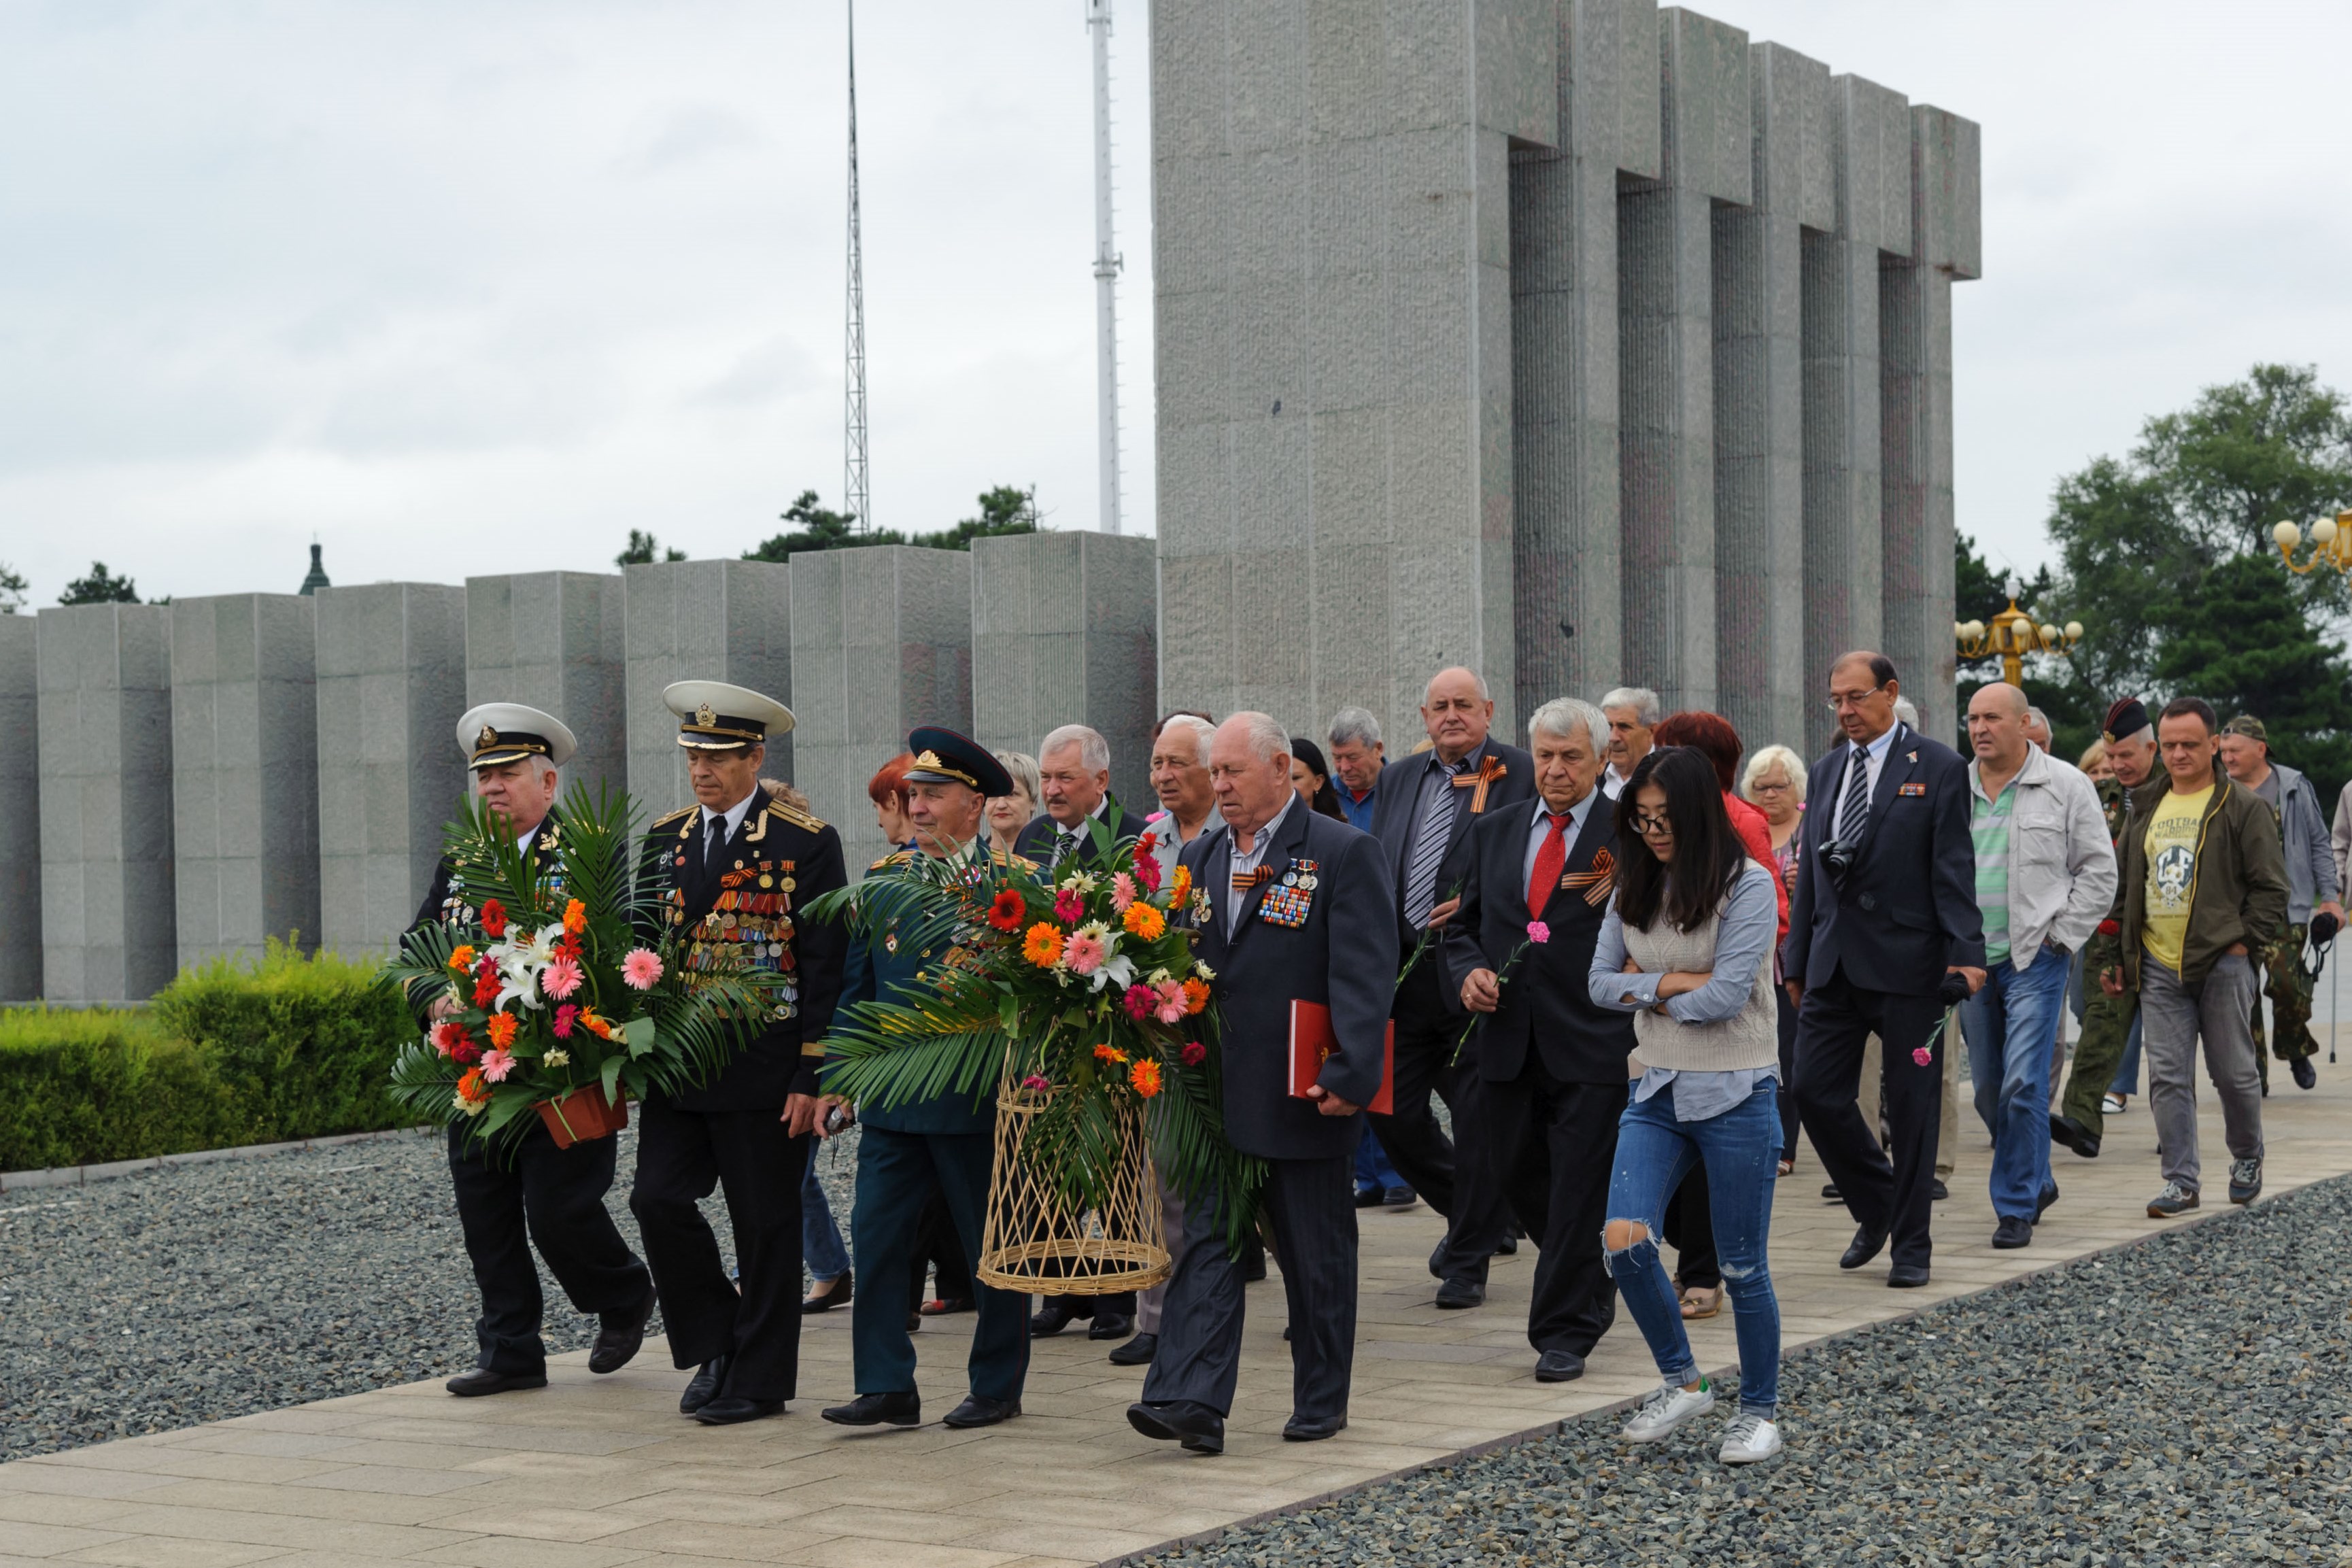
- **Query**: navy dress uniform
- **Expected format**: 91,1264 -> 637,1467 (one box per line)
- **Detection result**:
819,730 -> 1034,1431
408,705 -> 654,1398
628,682 -> 849,1423
1131,791 -> 1399,1454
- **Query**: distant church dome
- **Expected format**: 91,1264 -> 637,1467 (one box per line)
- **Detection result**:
298,543 -> 330,596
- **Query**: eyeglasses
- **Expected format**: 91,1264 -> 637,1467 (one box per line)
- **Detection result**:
1630,811 -> 1673,836
1824,684 -> 1890,713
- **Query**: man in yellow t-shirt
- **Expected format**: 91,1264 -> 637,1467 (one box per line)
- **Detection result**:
2110,698 -> 2286,1221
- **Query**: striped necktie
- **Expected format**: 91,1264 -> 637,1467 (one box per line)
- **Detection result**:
1839,745 -> 1871,842
1403,757 -> 1465,927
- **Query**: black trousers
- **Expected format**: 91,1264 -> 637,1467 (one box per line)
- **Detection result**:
1143,1153 -> 1357,1420
1490,1063 -> 1624,1355
446,1121 -> 649,1378
1368,964 -> 1512,1281
628,1098 -> 809,1402
1794,968 -> 1947,1269
910,1187 -> 975,1310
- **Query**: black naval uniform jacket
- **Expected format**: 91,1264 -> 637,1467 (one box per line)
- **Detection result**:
1442,792 -> 1635,1086
637,789 -> 849,1112
1176,801 -> 1399,1162
411,815 -> 566,942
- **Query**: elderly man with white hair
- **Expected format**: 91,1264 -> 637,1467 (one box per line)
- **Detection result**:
1600,687 -> 1660,800
1015,723 -> 1148,869
1128,713 -> 1397,1454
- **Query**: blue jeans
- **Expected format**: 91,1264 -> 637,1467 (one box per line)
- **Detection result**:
1603,1080 -> 1782,1414
1960,951 -> 2072,1221
1354,1122 -> 1407,1195
804,1138 -> 851,1282
2110,1011 -> 2145,1095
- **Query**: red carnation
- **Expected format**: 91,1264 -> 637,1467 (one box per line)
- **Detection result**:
987,888 -> 1025,932
1180,1040 -> 1206,1067
481,899 -> 508,938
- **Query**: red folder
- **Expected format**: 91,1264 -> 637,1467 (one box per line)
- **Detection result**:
1288,1000 -> 1395,1114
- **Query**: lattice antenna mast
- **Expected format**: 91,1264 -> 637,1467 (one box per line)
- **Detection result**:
843,0 -> 870,534
1087,0 -> 1123,534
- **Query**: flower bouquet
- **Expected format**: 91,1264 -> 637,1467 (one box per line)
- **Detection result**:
804,815 -> 1263,1280
384,786 -> 787,1149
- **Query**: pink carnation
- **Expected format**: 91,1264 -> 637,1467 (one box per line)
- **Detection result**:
1526,921 -> 1551,944
621,948 -> 664,990
552,1004 -> 578,1040
541,954 -> 583,1000
1062,931 -> 1106,975
1053,889 -> 1085,924
1123,983 -> 1155,1021
1911,1046 -> 1935,1068
1110,872 -> 1138,912
480,1048 -> 517,1083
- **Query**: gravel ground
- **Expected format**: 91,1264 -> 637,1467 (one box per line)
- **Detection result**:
1143,1171 -> 2352,1568
1,1124 -> 864,1461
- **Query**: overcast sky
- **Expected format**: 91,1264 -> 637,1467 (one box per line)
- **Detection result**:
3,1 -> 2349,609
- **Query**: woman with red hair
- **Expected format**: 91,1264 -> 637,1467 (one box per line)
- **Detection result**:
868,753 -> 916,852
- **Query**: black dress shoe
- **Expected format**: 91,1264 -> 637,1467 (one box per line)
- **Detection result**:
1534,1349 -> 1586,1383
1991,1214 -> 2032,1250
679,1355 -> 730,1415
1382,1187 -> 1417,1211
1282,1412 -> 1347,1442
1107,1332 -> 1158,1367
802,1270 -> 854,1314
1088,1312 -> 1135,1342
1355,1187 -> 1385,1208
589,1288 -> 655,1374
694,1396 -> 785,1425
1239,1246 -> 1267,1282
1930,1178 -> 1950,1201
1838,1225 -> 1888,1270
1127,1400 -> 1225,1454
1030,1299 -> 1083,1337
446,1367 -> 547,1397
942,1395 -> 1021,1429
2291,1055 -> 2317,1090
1493,1235 -> 1518,1257
821,1391 -> 921,1427
1427,1242 -> 1446,1280
1887,1263 -> 1930,1288
2049,1113 -> 2101,1159
1434,1276 -> 1485,1310
2034,1181 -> 2060,1223
1821,1182 -> 1842,1201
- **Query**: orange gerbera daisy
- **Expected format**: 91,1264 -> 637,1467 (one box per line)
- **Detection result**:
1092,1042 -> 1129,1066
562,898 -> 587,934
1170,866 -> 1192,904
1121,902 -> 1165,940
1129,1059 -> 1162,1099
456,1067 -> 492,1104
483,1012 -> 518,1049
1182,978 -> 1210,1015
1023,922 -> 1065,967
447,944 -> 477,972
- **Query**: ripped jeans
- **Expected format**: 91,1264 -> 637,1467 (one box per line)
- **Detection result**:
1603,1080 -> 1782,1414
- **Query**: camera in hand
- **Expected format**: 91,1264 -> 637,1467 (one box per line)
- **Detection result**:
2313,910 -> 2341,947
1936,970 -> 1973,1008
1818,837 -> 1860,886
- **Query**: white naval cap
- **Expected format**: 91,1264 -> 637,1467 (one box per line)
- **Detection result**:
455,703 -> 578,770
663,680 -> 796,750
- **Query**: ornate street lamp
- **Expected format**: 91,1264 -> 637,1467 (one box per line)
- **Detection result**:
2272,510 -> 2352,584
1955,598 -> 2083,688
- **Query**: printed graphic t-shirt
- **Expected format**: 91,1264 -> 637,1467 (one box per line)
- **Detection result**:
2141,785 -> 2214,974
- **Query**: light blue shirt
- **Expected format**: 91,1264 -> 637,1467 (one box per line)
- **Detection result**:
1588,860 -> 1779,1121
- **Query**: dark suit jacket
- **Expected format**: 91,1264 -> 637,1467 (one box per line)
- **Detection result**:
1178,802 -> 1399,1161
1013,797 -> 1147,867
1444,792 -> 1635,1085
1367,736 -> 1537,943
1783,722 -> 1985,996
636,792 -> 849,1111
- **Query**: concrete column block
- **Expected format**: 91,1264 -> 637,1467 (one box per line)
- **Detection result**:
169,594 -> 321,970
0,617 -> 39,1000
313,583 -> 467,960
971,531 -> 1158,809
464,573 -> 627,799
37,604 -> 175,1001
789,548 -> 972,868
623,560 -> 792,813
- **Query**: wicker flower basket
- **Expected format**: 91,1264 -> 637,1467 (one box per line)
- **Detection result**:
975,1074 -> 1171,1296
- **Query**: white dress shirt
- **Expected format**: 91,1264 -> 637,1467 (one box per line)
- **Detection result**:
1225,794 -> 1296,931
699,787 -> 761,858
1830,723 -> 1903,842
1522,787 -> 1603,894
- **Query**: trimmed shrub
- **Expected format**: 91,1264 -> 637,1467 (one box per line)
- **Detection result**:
0,1009 -> 241,1171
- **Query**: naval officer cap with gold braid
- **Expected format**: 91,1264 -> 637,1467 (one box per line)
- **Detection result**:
455,703 -> 578,770
663,680 -> 796,751
904,726 -> 1014,797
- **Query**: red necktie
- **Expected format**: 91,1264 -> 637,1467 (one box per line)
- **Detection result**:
1527,812 -> 1569,915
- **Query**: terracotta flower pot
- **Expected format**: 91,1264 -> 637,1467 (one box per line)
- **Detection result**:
536,1083 -> 629,1148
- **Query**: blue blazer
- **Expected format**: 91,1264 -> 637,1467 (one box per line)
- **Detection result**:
1178,804 -> 1399,1162
1782,723 -> 1986,997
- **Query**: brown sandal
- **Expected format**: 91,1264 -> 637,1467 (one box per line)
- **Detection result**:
1678,1284 -> 1723,1320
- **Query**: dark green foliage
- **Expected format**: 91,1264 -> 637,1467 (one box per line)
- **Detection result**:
58,562 -> 139,604
743,485 -> 1040,560
615,530 -> 687,566
2155,554 -> 2352,790
0,1011 -> 239,1170
0,562 -> 26,614
1954,530 -> 2104,762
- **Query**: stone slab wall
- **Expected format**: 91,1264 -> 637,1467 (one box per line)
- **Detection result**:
622,560 -> 794,816
0,617 -> 39,1000
464,573 -> 627,802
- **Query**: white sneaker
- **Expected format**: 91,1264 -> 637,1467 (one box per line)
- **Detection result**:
2101,1093 -> 2126,1116
1717,1411 -> 1784,1465
1620,1380 -> 1715,1443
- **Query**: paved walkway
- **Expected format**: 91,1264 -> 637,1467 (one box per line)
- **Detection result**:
7,1041 -> 2351,1568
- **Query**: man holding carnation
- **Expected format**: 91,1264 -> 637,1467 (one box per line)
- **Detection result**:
813,727 -> 1034,1431
1128,712 -> 1397,1454
629,681 -> 849,1425
408,704 -> 655,1399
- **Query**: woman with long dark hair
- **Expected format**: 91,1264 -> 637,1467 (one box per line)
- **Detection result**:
1590,747 -> 1786,1464
1288,736 -> 1349,821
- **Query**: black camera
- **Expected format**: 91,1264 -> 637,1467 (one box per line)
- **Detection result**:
1818,838 -> 1859,886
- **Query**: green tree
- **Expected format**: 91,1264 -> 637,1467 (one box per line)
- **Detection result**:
0,563 -> 26,614
743,484 -> 1042,560
59,562 -> 139,605
2154,553 -> 2352,791
1954,531 -> 2101,760
615,530 -> 687,566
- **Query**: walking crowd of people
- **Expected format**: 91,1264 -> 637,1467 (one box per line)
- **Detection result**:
408,647 -> 2336,1469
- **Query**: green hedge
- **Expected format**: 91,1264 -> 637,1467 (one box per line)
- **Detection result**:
1,944 -> 419,1173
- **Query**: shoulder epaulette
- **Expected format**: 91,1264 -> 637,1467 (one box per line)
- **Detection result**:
868,849 -> 915,873
766,798 -> 828,834
650,805 -> 698,830
988,847 -> 1037,872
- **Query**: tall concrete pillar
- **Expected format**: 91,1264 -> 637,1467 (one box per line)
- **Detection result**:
1881,105 -> 1981,747
1616,7 -> 1749,717
36,604 -> 175,1001
1799,73 -> 1909,756
464,573 -> 627,801
313,583 -> 467,959
0,616 -> 39,1000
971,530 -> 1158,807
788,547 -> 972,867
1150,0 -> 1554,748
1510,0 -> 1658,719
623,560 -> 793,813
1709,41 -> 1827,756
169,594 -> 321,968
